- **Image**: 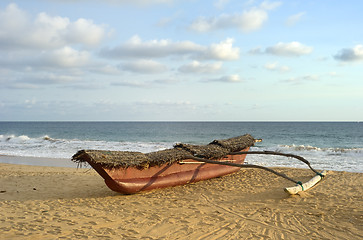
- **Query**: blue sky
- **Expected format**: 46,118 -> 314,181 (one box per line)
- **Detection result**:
0,0 -> 362,121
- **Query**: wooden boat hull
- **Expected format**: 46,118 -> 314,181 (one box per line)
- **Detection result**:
87,147 -> 250,194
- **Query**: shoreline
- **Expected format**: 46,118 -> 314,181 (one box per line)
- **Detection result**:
1,162 -> 362,239
0,154 -> 361,173
0,155 -> 78,168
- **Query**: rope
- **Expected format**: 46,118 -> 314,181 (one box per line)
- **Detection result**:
189,156 -> 300,184
229,151 -> 322,176
297,181 -> 304,191
188,150 -> 323,185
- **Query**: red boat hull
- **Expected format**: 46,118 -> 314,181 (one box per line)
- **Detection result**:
87,148 -> 249,194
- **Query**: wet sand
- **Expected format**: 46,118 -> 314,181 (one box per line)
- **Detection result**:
0,163 -> 362,239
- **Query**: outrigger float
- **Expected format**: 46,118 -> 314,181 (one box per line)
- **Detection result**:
72,134 -> 326,195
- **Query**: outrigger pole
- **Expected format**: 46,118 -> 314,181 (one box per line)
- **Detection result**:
189,151 -> 326,195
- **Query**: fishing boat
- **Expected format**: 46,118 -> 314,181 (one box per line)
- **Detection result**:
72,134 -> 255,194
72,134 -> 326,195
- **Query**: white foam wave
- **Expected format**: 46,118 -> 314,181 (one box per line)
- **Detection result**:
0,134 -> 173,159
279,144 -> 362,154
1,135 -> 362,172
246,145 -> 363,173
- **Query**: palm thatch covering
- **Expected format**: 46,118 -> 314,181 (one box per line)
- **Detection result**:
174,143 -> 229,159
210,134 -> 255,152
146,148 -> 191,166
72,134 -> 255,169
72,150 -> 150,169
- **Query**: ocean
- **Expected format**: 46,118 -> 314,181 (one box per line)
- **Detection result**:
0,122 -> 362,172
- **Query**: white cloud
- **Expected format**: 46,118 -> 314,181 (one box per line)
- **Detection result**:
110,0 -> 174,4
0,4 -> 108,50
43,47 -> 91,68
49,0 -> 175,5
3,82 -> 41,89
202,38 -> 240,60
7,73 -> 82,88
101,36 -> 240,60
65,18 -> 107,46
101,35 -> 203,58
214,0 -> 230,9
283,74 -> 319,84
156,11 -> 182,27
334,45 -> 363,62
265,42 -> 313,56
178,61 -> 222,74
120,59 -> 167,74
248,47 -> 264,55
135,100 -> 195,110
259,1 -> 282,10
189,1 -> 281,33
279,65 -> 290,72
328,72 -> 338,77
190,9 -> 268,32
0,4 -> 28,32
207,74 -> 241,83
36,73 -> 82,84
112,76 -> 180,88
92,65 -> 122,75
0,46 -> 93,73
264,62 -> 290,72
286,12 -> 306,26
112,80 -> 150,88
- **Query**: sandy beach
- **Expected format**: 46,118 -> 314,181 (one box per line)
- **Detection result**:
0,163 -> 362,240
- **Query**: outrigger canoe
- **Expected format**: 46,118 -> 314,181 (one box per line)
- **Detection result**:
72,134 -> 255,194
72,134 -> 326,195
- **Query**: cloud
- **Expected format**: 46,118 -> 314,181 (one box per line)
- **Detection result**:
189,1 -> 281,33
334,45 -> 363,62
265,42 -> 313,56
202,38 -> 239,60
207,74 -> 241,83
120,59 -> 167,74
2,72 -> 83,89
42,47 -> 91,68
111,80 -> 151,88
135,100 -> 195,111
48,0 -> 175,5
286,12 -> 306,26
0,46 -> 92,71
65,18 -> 107,46
189,9 -> 268,32
282,74 -> 319,84
264,62 -> 290,72
259,1 -> 282,10
100,35 -> 203,58
214,0 -> 230,9
249,42 -> 312,57
0,4 -> 108,50
100,36 -> 240,60
2,82 -> 41,90
92,65 -> 122,75
156,11 -> 182,27
111,76 -> 180,88
109,0 -> 174,5
30,73 -> 82,85
178,61 -> 222,74
248,47 -> 264,55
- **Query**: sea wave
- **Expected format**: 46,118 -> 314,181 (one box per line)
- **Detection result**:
1,134 -> 362,172
1,134 -> 58,143
0,134 -> 173,159
279,144 -> 362,154
246,145 -> 363,173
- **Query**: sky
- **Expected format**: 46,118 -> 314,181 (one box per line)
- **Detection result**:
0,0 -> 362,121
